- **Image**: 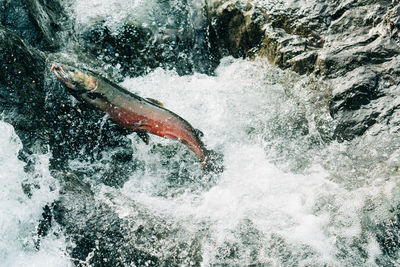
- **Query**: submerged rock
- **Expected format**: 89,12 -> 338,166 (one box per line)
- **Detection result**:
39,183 -> 203,266
79,1 -> 219,77
375,206 -> 400,265
23,0 -> 70,50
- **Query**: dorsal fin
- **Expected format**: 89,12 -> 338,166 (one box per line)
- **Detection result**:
195,128 -> 204,138
146,98 -> 164,107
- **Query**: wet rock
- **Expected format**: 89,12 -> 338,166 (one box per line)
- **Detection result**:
329,67 -> 380,115
0,0 -> 40,48
385,3 -> 400,30
207,0 -> 400,140
49,186 -> 203,266
79,2 -> 219,77
207,0 -> 266,58
0,0 -> 69,51
55,199 -> 160,266
375,207 -> 400,264
207,0 -> 326,70
0,26 -> 47,154
22,0 -> 70,51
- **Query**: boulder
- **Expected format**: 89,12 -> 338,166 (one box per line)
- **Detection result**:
79,1 -> 219,77
207,0 -> 400,140
22,0 -> 70,51
0,27 -> 47,154
206,0 -> 266,58
0,0 -> 68,51
35,182 -> 203,266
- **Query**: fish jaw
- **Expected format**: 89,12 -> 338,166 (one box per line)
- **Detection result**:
51,64 -> 76,90
51,64 -> 98,93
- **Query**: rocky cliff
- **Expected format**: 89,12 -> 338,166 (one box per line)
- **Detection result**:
207,0 -> 400,140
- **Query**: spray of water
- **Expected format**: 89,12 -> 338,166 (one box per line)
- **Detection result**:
108,58 -> 391,265
0,122 -> 72,267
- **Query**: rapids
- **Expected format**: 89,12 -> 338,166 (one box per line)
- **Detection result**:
2,0 -> 400,266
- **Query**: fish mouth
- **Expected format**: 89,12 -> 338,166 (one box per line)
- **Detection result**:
51,64 -> 76,89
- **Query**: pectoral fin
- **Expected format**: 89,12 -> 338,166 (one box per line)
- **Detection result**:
133,119 -> 148,127
146,98 -> 164,107
136,130 -> 150,145
86,91 -> 104,100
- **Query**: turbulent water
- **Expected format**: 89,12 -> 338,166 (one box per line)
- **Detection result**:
0,122 -> 72,267
3,0 -> 400,266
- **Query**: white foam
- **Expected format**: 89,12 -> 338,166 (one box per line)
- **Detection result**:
116,58 -> 387,264
0,121 -> 71,267
73,0 -> 147,28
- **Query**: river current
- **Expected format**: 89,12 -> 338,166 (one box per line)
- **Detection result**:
1,0 -> 400,266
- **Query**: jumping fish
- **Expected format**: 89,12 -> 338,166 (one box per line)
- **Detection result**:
51,64 -> 223,172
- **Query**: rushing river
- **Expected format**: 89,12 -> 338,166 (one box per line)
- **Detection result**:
2,0 -> 400,266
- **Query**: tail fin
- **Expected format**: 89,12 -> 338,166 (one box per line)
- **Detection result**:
203,149 -> 224,174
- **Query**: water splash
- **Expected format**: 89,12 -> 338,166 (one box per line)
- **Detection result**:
110,58 -> 389,265
0,121 -> 71,267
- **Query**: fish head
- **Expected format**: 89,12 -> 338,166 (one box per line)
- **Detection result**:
51,64 -> 97,92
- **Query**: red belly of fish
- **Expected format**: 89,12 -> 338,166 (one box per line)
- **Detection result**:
108,106 -> 163,135
107,105 -> 206,164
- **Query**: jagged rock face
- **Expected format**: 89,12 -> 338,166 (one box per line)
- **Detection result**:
0,27 -> 47,154
207,0 -> 400,140
23,0 -> 70,50
206,0 -> 266,58
0,0 -> 68,51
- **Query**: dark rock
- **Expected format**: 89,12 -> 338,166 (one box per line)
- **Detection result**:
207,1 -> 266,58
0,26 -> 47,154
50,187 -> 203,266
79,2 -> 219,77
385,3 -> 400,29
35,203 -> 53,249
22,0 -> 70,51
208,0 -> 400,140
375,206 -> 400,264
0,0 -> 69,51
0,0 -> 41,48
329,67 -> 380,115
333,108 -> 380,141
54,198 -> 160,267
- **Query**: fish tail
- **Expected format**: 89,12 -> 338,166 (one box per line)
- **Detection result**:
202,149 -> 224,174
